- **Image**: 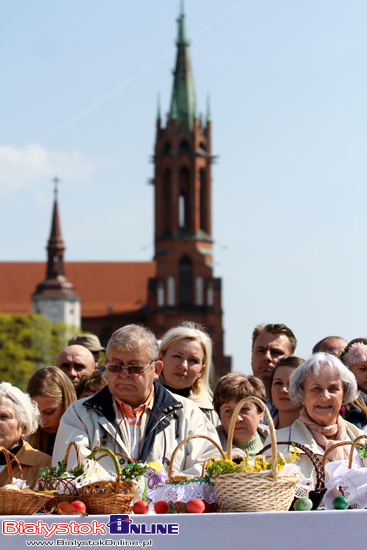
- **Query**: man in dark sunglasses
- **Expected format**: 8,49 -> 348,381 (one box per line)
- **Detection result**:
52,324 -> 221,476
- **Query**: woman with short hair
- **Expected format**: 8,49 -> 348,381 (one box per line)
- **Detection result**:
159,322 -> 219,425
0,382 -> 51,488
213,373 -> 269,458
265,352 -> 366,477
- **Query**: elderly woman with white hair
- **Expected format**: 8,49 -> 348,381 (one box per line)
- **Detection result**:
158,322 -> 219,425
264,352 -> 367,477
0,382 -> 51,488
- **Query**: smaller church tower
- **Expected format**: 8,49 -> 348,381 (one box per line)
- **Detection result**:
147,3 -> 231,378
32,178 -> 81,328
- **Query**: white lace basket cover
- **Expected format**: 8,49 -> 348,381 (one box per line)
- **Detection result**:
324,461 -> 367,509
149,479 -> 217,504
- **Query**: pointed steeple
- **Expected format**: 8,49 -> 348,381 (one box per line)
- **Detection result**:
171,94 -> 178,119
46,188 -> 65,279
206,94 -> 211,123
33,179 -> 78,298
170,1 -> 196,130
156,93 -> 161,122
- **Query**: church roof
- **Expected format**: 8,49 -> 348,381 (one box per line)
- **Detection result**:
0,261 -> 155,317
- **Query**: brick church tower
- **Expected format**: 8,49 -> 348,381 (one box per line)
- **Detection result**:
147,4 -> 231,378
32,179 -> 81,328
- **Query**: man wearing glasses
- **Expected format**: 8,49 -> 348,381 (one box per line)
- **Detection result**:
52,324 -> 221,476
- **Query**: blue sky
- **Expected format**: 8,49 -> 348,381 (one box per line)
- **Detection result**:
1,0 -> 367,373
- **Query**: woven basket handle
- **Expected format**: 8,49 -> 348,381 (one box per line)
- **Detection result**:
168,434 -> 226,481
321,434 -> 367,469
259,441 -> 325,490
64,441 -> 81,470
96,452 -> 134,487
97,452 -> 134,464
226,396 -> 278,481
0,446 -> 24,482
87,446 -> 124,483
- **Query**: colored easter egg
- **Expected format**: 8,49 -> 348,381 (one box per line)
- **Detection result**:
133,500 -> 149,514
187,499 -> 205,513
332,496 -> 349,510
154,500 -> 170,514
293,497 -> 313,511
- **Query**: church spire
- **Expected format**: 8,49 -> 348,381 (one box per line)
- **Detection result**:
46,176 -> 65,279
32,177 -> 80,327
170,1 -> 196,130
33,178 -> 78,298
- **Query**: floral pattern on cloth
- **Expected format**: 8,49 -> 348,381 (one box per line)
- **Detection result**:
149,480 -> 217,504
324,460 -> 367,509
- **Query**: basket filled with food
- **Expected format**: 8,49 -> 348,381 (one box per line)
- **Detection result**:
258,440 -> 326,510
79,447 -> 146,515
0,447 -> 53,515
208,396 -> 300,512
150,435 -> 225,513
37,441 -> 84,511
321,435 -> 367,510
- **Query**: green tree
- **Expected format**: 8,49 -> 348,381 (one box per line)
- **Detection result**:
0,313 -> 76,390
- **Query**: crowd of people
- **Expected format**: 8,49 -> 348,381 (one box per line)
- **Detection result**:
1,322 -> 367,495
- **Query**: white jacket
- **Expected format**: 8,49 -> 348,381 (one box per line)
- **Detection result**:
264,418 -> 367,478
52,382 -> 221,477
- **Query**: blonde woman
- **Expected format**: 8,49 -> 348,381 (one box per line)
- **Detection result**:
159,322 -> 219,425
26,366 -> 77,455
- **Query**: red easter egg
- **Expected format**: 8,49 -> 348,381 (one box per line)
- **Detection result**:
154,500 -> 170,514
187,499 -> 205,513
69,501 -> 86,514
133,500 -> 149,514
203,500 -> 212,513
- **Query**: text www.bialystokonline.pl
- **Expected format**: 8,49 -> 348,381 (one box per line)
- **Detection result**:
26,540 -> 153,547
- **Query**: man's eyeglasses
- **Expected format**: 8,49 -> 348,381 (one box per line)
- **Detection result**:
105,360 -> 154,375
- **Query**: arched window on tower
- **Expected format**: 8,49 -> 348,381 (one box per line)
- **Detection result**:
178,140 -> 191,154
179,256 -> 193,306
195,276 -> 204,306
207,281 -> 214,307
157,281 -> 165,307
162,142 -> 171,154
179,193 -> 185,228
163,169 -> 171,232
167,276 -> 175,306
179,166 -> 190,229
200,168 -> 208,232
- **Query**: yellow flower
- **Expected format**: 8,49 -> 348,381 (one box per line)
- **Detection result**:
289,448 -> 301,463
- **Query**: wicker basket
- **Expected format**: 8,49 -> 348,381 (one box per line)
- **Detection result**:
166,435 -> 226,513
212,396 -> 300,512
0,447 -> 53,515
321,434 -> 367,469
320,435 -> 367,509
38,441 -> 82,511
259,441 -> 326,510
79,448 -> 134,514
